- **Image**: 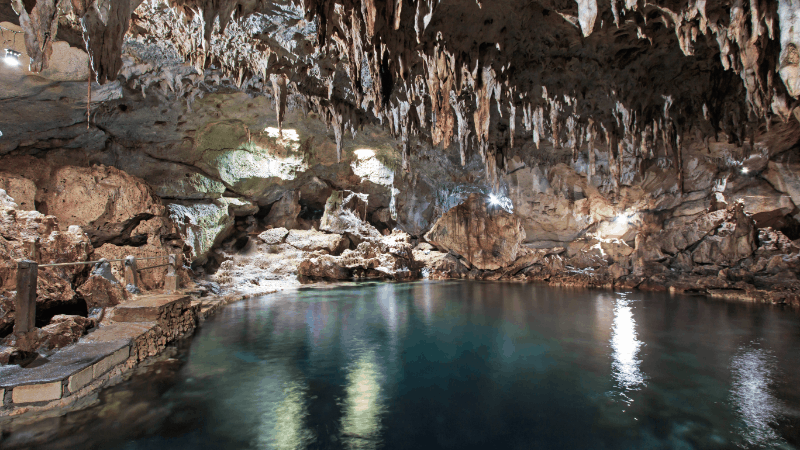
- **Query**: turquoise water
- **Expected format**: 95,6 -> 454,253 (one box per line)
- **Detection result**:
2,281 -> 800,449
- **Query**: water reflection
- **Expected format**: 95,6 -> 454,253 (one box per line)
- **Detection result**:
270,381 -> 314,450
611,295 -> 645,393
730,342 -> 781,447
341,350 -> 385,449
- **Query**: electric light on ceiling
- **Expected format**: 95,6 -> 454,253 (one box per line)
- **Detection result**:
489,194 -> 501,205
4,49 -> 20,67
741,167 -> 749,174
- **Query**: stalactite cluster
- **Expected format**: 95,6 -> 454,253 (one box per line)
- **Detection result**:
10,0 -> 800,186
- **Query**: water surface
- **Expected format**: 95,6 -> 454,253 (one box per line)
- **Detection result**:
2,281 -> 800,449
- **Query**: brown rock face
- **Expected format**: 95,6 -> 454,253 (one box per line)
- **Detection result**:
0,189 -> 92,335
41,165 -> 165,246
2,314 -> 96,353
264,191 -> 302,229
76,274 -> 128,309
425,193 -> 526,271
691,203 -> 758,266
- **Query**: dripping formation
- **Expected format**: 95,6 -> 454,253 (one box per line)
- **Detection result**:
4,0 -> 799,188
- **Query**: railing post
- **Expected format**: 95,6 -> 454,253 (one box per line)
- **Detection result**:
165,254 -> 179,293
28,238 -> 38,262
124,255 -> 139,291
14,260 -> 37,335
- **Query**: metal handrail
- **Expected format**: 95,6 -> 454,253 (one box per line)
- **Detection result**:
13,253 -> 180,337
137,263 -> 171,271
38,258 -> 126,268
37,255 -> 169,268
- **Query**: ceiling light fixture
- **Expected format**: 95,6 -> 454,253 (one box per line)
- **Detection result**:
4,49 -> 20,67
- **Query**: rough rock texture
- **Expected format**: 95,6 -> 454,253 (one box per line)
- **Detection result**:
257,227 -> 289,245
76,272 -> 128,309
2,314 -> 96,354
425,193 -> 526,270
263,191 -> 302,229
285,229 -> 349,253
298,231 -> 419,281
0,189 -> 92,336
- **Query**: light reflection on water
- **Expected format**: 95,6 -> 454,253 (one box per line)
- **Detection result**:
340,350 -> 385,449
610,294 -> 645,394
269,381 -> 313,450
730,342 -> 783,447
2,282 -> 800,450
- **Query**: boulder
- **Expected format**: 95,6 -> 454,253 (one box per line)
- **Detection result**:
424,193 -> 526,270
298,234 -> 418,281
285,229 -> 348,253
2,315 -> 96,354
691,202 -> 758,266
36,315 -> 96,351
264,190 -> 302,229
77,273 -> 128,308
258,227 -> 290,245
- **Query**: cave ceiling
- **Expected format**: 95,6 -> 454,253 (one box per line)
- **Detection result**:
2,0 -> 800,190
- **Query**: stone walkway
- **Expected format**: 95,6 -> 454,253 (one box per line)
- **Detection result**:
0,294 -> 192,415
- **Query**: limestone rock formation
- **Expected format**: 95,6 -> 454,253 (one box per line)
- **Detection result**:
2,0 -> 800,310
257,227 -> 290,245
425,193 -> 526,271
285,229 -> 349,254
1,314 -> 96,354
264,191 -> 302,229
0,189 -> 92,335
76,269 -> 128,309
298,231 -> 418,281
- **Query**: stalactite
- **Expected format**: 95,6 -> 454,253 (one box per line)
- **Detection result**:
10,0 -> 58,72
509,99 -> 516,148
271,73 -> 288,133
13,0 -> 795,187
450,91 -> 471,166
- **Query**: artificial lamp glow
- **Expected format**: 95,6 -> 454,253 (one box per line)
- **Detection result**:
489,194 -> 501,205
615,213 -> 631,224
4,49 -> 21,67
741,167 -> 749,174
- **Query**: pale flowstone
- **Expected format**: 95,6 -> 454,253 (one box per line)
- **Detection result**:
12,382 -> 63,403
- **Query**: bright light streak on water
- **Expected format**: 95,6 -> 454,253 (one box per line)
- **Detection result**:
611,296 -> 645,393
341,350 -> 385,448
270,381 -> 313,450
730,342 -> 782,447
